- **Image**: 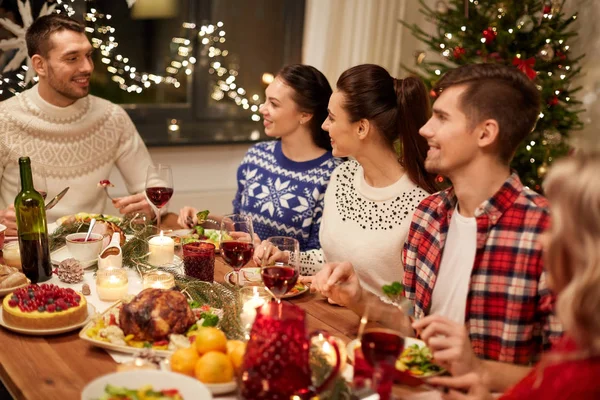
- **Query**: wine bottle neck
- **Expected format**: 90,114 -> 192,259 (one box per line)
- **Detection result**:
18,157 -> 34,191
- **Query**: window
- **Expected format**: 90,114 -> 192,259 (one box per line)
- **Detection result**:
0,0 -> 305,146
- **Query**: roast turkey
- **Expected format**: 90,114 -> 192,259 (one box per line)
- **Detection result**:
119,288 -> 195,341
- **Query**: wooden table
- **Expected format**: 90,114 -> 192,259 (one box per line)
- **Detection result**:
0,215 -> 435,399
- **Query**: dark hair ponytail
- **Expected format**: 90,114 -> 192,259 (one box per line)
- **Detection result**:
277,64 -> 333,151
394,77 -> 438,193
337,64 -> 437,193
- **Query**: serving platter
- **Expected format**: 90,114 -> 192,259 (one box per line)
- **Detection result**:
78,301 -> 175,357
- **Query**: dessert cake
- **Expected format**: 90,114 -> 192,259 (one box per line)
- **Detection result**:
2,284 -> 87,329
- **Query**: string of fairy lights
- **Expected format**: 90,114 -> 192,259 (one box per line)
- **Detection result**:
0,0 -> 263,121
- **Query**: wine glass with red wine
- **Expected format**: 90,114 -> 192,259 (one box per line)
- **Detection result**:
219,214 -> 255,286
356,299 -> 408,400
145,164 -> 173,232
259,236 -> 300,304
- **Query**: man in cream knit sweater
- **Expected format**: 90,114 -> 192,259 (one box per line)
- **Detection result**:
0,14 -> 160,235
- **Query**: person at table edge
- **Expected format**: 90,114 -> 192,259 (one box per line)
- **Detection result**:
0,13 -> 162,235
306,63 -> 563,392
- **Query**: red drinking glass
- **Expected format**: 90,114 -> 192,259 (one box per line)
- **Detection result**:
182,241 -> 215,282
239,301 -> 341,399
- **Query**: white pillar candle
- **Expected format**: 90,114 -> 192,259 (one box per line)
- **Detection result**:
96,268 -> 129,302
147,231 -> 174,266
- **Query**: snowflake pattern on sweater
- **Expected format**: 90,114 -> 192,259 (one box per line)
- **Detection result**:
232,141 -> 342,251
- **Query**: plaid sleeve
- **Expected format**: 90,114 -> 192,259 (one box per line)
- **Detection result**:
403,196 -> 436,302
403,219 -> 418,302
538,269 -> 564,350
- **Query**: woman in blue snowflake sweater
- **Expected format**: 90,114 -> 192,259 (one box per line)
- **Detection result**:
179,65 -> 341,251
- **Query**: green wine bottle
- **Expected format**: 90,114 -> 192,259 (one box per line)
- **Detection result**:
15,157 -> 52,283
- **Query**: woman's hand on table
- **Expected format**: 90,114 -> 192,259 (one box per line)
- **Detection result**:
303,261 -> 363,307
428,373 -> 494,400
413,315 -> 481,377
0,205 -> 17,236
177,206 -> 198,228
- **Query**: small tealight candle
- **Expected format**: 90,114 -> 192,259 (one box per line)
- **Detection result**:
313,333 -> 347,372
142,270 -> 175,289
239,286 -> 271,337
147,231 -> 175,266
96,267 -> 129,302
2,242 -> 22,270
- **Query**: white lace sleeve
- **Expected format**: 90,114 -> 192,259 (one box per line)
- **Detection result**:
300,249 -> 325,276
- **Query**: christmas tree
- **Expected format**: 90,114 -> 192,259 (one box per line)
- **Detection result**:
402,0 -> 584,191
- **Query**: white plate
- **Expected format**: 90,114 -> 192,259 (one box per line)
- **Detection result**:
0,303 -> 96,336
51,246 -> 97,268
160,358 -> 237,395
347,336 -> 446,378
0,279 -> 31,298
80,370 -> 212,400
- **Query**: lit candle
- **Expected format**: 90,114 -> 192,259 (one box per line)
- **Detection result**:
3,242 -> 22,271
239,286 -> 271,336
96,268 -> 129,301
142,270 -> 175,289
147,231 -> 174,266
315,333 -> 347,372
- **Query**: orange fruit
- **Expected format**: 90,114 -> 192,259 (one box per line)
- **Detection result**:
226,340 -> 246,372
170,347 -> 199,377
194,327 -> 227,355
195,351 -> 234,383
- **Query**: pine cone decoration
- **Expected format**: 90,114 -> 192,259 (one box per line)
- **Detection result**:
57,258 -> 84,284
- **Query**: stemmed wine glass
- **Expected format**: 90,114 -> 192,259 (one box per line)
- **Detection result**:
356,298 -> 408,400
259,236 -> 300,304
220,214 -> 255,286
145,164 -> 173,232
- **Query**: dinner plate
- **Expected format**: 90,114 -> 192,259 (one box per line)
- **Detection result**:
79,301 -> 175,358
50,245 -> 97,268
347,336 -> 446,378
160,358 -> 237,395
81,370 -> 212,400
56,213 -> 122,226
224,269 -> 309,298
0,279 -> 31,298
0,303 -> 96,336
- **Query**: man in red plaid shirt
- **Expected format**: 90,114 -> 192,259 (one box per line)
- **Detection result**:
307,63 -> 563,392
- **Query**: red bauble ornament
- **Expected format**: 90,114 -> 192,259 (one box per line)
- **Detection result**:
453,46 -> 466,59
482,27 -> 497,43
543,5 -> 551,14
556,50 -> 567,60
512,57 -> 537,80
548,96 -> 559,106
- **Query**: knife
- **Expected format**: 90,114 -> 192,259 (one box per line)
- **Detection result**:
45,187 -> 69,210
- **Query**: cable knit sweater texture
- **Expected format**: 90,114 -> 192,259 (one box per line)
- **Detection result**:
0,85 -> 157,221
301,160 -> 429,296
